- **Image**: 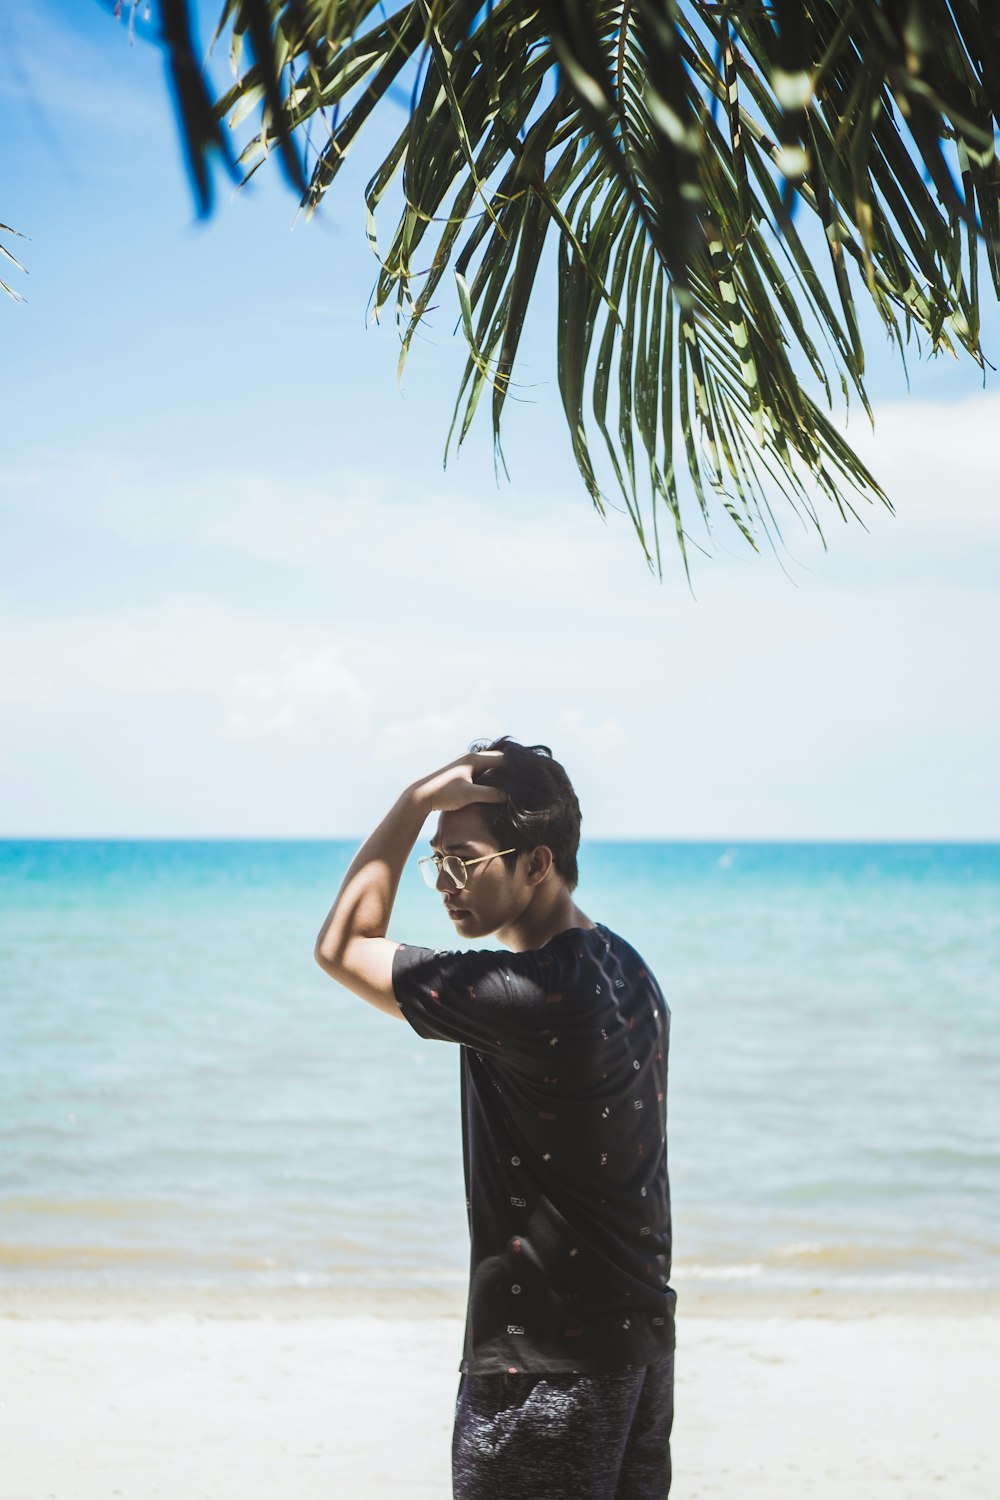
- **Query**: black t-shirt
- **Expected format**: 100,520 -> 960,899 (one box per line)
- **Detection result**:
391,921 -> 675,1375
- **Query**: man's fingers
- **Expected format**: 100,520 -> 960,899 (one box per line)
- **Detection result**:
469,784 -> 506,803
467,749 -> 506,800
456,778 -> 506,805
434,780 -> 506,813
416,751 -> 508,813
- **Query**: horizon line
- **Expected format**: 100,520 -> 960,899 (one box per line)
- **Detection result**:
2,834 -> 999,846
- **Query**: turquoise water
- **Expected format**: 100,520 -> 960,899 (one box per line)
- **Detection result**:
2,840 -> 998,1294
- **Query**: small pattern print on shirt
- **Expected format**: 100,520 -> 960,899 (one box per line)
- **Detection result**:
391,927 -> 674,1374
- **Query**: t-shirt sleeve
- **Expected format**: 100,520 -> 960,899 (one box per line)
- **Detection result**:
392,942 -> 551,1056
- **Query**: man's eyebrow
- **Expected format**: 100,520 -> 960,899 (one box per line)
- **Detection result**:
429,840 -> 478,854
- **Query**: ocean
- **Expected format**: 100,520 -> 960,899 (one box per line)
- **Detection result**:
2,839 -> 998,1297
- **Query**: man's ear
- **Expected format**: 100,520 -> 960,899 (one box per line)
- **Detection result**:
524,845 -> 554,886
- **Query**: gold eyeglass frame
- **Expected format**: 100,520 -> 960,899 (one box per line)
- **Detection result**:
418,848 -> 517,891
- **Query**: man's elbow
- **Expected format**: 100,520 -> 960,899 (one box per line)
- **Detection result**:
314,931 -> 343,980
313,934 -> 401,1019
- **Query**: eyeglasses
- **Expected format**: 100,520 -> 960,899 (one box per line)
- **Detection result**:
418,848 -> 517,892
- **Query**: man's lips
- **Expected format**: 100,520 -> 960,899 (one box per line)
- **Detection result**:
444,901 -> 469,918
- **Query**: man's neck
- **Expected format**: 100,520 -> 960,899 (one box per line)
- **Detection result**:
497,886 -> 595,953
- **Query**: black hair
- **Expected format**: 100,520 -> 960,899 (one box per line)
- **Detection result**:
470,735 -> 582,890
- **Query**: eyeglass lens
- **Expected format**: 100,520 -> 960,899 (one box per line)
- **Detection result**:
420,855 -> 466,891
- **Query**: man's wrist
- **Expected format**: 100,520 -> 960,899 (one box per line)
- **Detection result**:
400,781 -> 434,825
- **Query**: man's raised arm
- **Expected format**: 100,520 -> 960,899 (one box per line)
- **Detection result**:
313,751 -> 504,1018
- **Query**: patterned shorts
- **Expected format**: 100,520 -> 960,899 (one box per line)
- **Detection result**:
452,1354 -> 674,1500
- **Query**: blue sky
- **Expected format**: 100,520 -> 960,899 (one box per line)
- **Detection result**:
2,1 -> 998,838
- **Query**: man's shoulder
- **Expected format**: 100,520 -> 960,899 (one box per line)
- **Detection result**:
581,925 -> 666,1002
551,922 -> 647,970
393,941 -> 545,990
394,924 -> 660,998
394,941 -> 508,971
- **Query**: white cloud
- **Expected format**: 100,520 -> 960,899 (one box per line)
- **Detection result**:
89,463 -> 391,566
373,705 -> 497,765
4,388 -> 999,617
223,642 -> 368,740
855,392 -> 1000,527
0,412 -> 991,608
0,598 -> 368,733
1,389 -> 999,837
557,709 -> 628,759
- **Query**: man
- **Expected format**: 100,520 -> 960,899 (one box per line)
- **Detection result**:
315,737 -> 675,1500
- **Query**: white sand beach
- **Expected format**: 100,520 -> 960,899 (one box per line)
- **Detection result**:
1,1288 -> 995,1500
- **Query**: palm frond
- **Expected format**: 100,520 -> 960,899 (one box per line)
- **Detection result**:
0,221 -> 28,304
135,0 -> 1000,573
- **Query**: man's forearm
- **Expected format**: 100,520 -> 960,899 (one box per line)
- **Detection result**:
313,751 -> 504,1013
315,784 -> 428,973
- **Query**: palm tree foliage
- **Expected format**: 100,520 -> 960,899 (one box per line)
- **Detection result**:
1,223 -> 28,305
151,0 -> 1000,572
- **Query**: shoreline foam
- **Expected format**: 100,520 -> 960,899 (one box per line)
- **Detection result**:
3,1279 -> 999,1320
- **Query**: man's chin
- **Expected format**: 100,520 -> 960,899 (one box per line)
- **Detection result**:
446,907 -> 494,939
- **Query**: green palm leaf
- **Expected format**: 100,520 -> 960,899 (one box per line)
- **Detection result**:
0,221 -> 28,304
132,0 -> 1000,573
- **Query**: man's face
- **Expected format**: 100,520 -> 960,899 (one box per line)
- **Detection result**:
429,804 -> 527,941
